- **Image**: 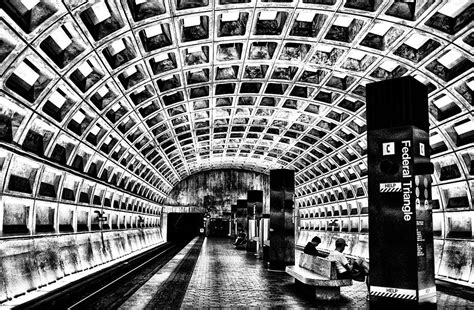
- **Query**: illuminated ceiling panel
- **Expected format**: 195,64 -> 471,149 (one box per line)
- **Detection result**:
0,0 -> 472,199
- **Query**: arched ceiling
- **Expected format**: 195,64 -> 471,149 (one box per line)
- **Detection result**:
0,0 -> 472,201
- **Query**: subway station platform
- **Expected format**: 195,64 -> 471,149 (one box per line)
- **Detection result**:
121,237 -> 474,309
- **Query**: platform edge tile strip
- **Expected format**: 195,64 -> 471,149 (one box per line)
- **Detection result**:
119,237 -> 201,310
143,237 -> 205,310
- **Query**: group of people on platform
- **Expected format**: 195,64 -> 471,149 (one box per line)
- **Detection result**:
304,236 -> 370,300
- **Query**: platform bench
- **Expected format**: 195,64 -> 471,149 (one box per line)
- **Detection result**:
285,253 -> 352,301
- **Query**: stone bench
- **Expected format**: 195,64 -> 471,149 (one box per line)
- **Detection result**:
285,253 -> 352,301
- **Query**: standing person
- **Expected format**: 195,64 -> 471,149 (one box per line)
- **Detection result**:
304,236 -> 323,256
327,238 -> 370,300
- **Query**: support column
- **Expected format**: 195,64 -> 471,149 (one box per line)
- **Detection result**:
269,169 -> 295,270
367,76 -> 436,308
236,199 -> 247,233
247,190 -> 263,253
231,204 -> 237,238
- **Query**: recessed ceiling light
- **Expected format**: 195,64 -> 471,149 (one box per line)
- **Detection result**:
221,12 -> 240,22
429,133 -> 443,145
297,11 -> 316,22
77,62 -> 93,77
438,49 -> 463,69
184,16 -> 201,27
466,80 -> 474,91
454,121 -> 472,136
317,45 -> 334,53
49,28 -> 73,51
433,95 -> 453,112
379,59 -> 398,72
49,91 -> 67,108
187,46 -> 202,53
90,125 -> 101,135
405,33 -> 429,49
108,39 -> 126,56
154,54 -> 169,62
97,85 -> 109,97
72,111 -> 86,124
260,11 -> 278,21
123,66 -> 137,78
349,50 -> 366,61
333,15 -> 353,27
438,0 -> 471,18
90,2 -> 111,25
370,22 -> 391,36
14,62 -> 39,86
21,0 -> 40,11
145,25 -> 162,38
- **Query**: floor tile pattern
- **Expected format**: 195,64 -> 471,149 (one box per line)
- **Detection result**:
181,238 -> 474,309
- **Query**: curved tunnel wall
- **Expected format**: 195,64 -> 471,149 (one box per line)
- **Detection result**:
165,169 -> 270,214
0,0 -> 471,301
0,147 -> 164,303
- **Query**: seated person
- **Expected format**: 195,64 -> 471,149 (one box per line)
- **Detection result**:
327,238 -> 352,279
327,238 -> 370,299
233,229 -> 247,246
303,236 -> 326,257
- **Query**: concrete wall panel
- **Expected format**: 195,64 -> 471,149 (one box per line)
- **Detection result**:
76,233 -> 95,270
0,228 -> 163,302
58,235 -> 82,275
34,237 -> 64,286
0,239 -> 41,298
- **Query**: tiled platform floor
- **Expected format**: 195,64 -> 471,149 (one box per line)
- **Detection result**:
181,238 -> 474,309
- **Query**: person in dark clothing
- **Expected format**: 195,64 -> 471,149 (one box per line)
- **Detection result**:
233,229 -> 247,246
304,236 -> 322,256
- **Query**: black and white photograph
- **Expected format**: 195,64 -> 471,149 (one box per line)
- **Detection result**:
0,0 -> 472,308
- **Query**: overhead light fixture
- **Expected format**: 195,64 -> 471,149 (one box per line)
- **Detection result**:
49,27 -> 73,51
317,44 -> 334,53
77,61 -> 93,77
154,53 -> 169,62
108,39 -> 126,56
20,0 -> 40,11
438,0 -> 470,18
454,121 -> 472,136
404,33 -> 429,49
379,59 -> 398,72
184,15 -> 201,27
187,46 -> 202,53
90,2 -> 111,25
72,111 -> 86,124
49,91 -> 67,108
97,85 -> 109,97
14,62 -> 39,86
333,15 -> 353,27
438,49 -> 463,69
145,25 -> 162,38
296,11 -> 316,22
370,22 -> 391,36
89,125 -> 101,135
259,11 -> 278,21
221,12 -> 240,22
123,66 -> 138,78
349,50 -> 366,61
466,80 -> 474,92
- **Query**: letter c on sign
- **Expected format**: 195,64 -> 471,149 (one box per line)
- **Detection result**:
382,142 -> 395,156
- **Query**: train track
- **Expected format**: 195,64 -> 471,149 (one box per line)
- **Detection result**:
15,240 -> 190,310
